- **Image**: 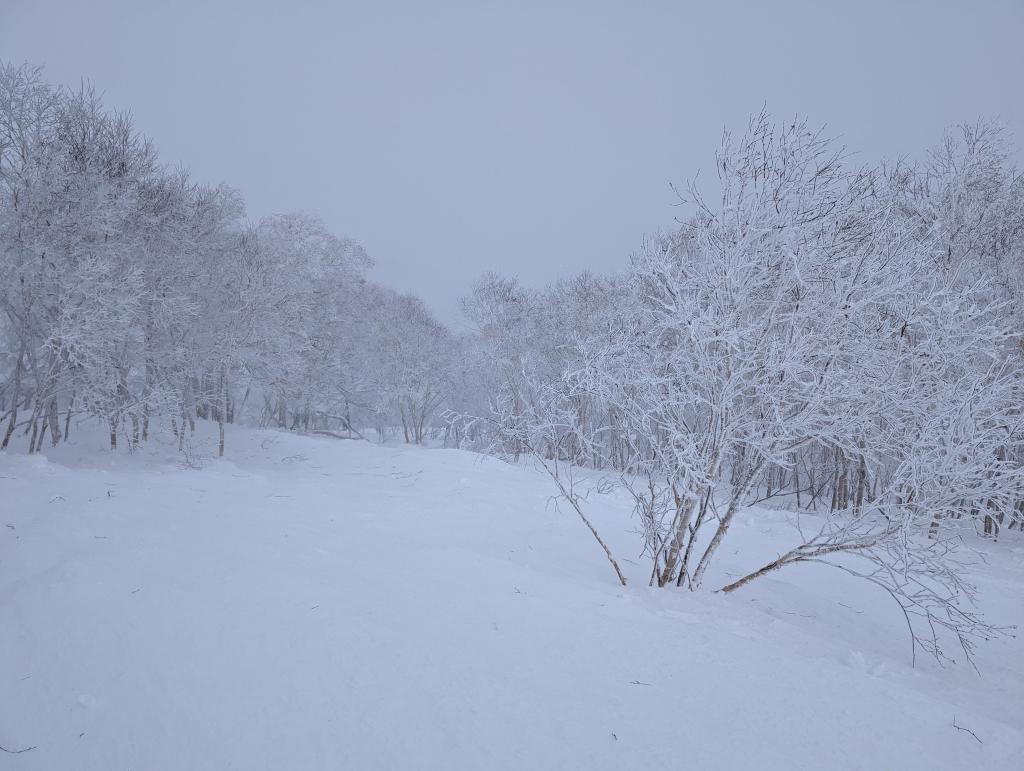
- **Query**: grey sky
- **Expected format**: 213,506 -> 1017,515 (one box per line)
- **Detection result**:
3,0 -> 1022,325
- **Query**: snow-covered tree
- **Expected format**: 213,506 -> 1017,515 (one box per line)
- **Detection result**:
454,111 -> 1024,664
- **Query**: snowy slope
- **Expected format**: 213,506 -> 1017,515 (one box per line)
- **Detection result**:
2,424 -> 1022,770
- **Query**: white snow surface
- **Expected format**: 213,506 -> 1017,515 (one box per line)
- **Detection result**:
2,424 -> 1023,770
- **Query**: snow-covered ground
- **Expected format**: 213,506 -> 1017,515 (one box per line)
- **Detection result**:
2,424 -> 1023,770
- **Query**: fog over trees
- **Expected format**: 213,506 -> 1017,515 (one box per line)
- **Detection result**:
2,63 -> 1022,665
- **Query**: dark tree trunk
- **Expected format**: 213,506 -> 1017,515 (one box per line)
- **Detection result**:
1,343 -> 24,451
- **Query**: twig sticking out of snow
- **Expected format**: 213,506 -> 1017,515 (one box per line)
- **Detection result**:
953,716 -> 983,744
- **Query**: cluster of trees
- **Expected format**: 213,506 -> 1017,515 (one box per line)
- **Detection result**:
451,113 -> 1024,664
0,63 -> 453,456
3,63 -> 1021,662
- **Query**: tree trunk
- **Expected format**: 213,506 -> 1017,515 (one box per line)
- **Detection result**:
142,357 -> 154,441
64,391 -> 75,442
218,365 -> 227,457
46,397 -> 61,447
657,489 -> 699,586
676,487 -> 713,587
33,417 -> 48,453
792,453 -> 801,509
690,459 -> 764,590
27,410 -> 39,454
1,343 -> 24,450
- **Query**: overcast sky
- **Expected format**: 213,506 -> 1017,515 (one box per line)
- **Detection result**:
3,0 -> 1022,325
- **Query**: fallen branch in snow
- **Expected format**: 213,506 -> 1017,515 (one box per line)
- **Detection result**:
720,516 -> 1013,667
314,413 -> 370,442
953,717 -> 983,744
311,429 -> 365,441
0,742 -> 36,754
536,455 -> 628,587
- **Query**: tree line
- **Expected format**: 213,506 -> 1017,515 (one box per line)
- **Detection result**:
0,63 -> 453,456
2,65 -> 1022,662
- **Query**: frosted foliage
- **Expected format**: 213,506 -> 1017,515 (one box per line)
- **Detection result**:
2,66 -> 1022,667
